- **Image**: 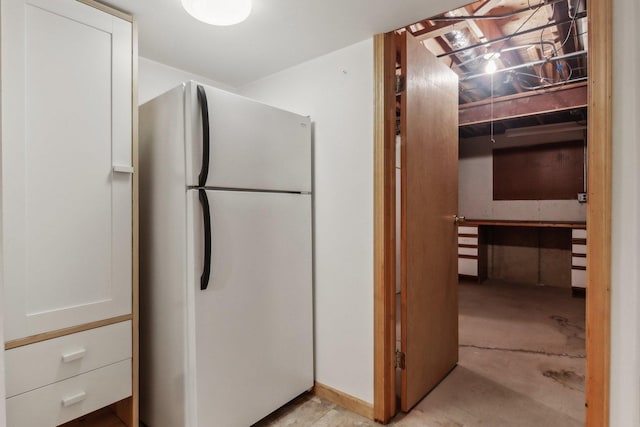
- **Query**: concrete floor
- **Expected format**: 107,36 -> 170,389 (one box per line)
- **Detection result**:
255,279 -> 585,426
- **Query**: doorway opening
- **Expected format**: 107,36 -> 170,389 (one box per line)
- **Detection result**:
374,0 -> 611,424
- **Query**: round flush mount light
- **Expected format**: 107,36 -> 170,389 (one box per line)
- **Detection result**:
181,0 -> 252,26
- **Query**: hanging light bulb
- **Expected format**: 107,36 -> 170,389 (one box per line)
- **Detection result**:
485,60 -> 498,74
181,0 -> 252,26
483,52 -> 500,74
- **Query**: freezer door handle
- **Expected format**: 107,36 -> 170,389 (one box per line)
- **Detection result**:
198,189 -> 212,290
196,84 -> 210,187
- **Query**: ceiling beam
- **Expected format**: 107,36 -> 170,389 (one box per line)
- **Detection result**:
469,7 -> 523,93
459,82 -> 587,126
472,0 -> 504,16
413,21 -> 467,40
439,12 -> 586,58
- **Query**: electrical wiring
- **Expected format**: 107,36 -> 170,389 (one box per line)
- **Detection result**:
427,0 -> 565,21
539,0 -> 582,58
538,2 -> 556,57
437,0 -> 589,103
454,41 -> 557,70
556,3 -> 581,53
481,0 -> 584,85
459,49 -> 585,81
438,13 -> 585,58
529,0 -> 584,88
515,76 -> 586,90
484,2 -> 544,63
514,60 -> 577,90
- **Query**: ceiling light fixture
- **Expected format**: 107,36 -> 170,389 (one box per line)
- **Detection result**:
181,0 -> 252,26
484,52 -> 500,74
485,60 -> 498,74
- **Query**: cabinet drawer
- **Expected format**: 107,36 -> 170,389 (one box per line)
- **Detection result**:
572,256 -> 587,268
458,226 -> 478,235
458,236 -> 478,246
458,246 -> 478,256
458,258 -> 478,276
572,244 -> 587,255
6,359 -> 131,427
572,228 -> 587,239
572,269 -> 587,288
5,321 -> 131,397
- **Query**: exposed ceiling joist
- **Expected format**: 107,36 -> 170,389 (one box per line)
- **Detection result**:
459,82 -> 587,126
438,13 -> 586,58
405,0 -> 589,137
414,21 -> 468,41
473,0 -> 504,17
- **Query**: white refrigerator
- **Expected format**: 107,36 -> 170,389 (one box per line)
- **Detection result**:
139,82 -> 313,427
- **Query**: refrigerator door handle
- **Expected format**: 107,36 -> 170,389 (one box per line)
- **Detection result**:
198,189 -> 212,290
196,84 -> 210,187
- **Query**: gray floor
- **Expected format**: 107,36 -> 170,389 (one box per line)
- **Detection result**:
255,280 -> 585,426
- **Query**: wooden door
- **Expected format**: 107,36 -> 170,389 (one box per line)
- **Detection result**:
1,0 -> 133,341
400,31 -> 460,411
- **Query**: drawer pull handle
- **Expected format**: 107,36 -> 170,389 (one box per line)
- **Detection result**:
62,391 -> 87,407
113,165 -> 134,174
61,349 -> 86,363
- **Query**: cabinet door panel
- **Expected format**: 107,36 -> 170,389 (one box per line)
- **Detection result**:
1,0 -> 132,341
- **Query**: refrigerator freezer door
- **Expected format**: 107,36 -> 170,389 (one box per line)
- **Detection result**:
185,82 -> 311,192
187,189 -> 313,427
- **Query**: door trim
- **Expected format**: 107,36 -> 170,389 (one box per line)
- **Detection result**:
373,32 -> 397,422
373,0 -> 612,423
584,0 -> 612,425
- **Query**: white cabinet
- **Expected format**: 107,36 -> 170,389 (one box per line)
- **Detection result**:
1,0 -> 133,342
1,0 -> 136,424
458,225 -> 479,279
6,359 -> 132,427
5,321 -> 132,398
571,228 -> 587,292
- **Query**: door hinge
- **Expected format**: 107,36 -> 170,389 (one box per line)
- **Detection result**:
395,75 -> 405,94
395,350 -> 406,370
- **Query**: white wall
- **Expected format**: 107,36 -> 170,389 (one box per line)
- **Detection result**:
239,40 -> 375,404
459,131 -> 587,221
610,0 -> 640,425
138,57 -> 235,105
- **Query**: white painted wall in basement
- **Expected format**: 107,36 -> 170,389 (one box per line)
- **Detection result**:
138,57 -> 235,105
239,39 -> 375,403
458,131 -> 587,222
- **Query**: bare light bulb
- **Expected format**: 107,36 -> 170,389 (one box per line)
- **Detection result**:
485,60 -> 498,74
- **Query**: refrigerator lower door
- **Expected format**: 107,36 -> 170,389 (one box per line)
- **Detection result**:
187,189 -> 313,427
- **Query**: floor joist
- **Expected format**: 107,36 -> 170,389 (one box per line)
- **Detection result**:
459,82 -> 587,126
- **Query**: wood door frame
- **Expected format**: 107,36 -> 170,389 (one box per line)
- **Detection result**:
373,0 -> 612,424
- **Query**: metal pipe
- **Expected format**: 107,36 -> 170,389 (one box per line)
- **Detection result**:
459,50 -> 587,81
438,12 -> 587,58
455,41 -> 557,69
428,0 -> 565,21
515,76 -> 588,90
